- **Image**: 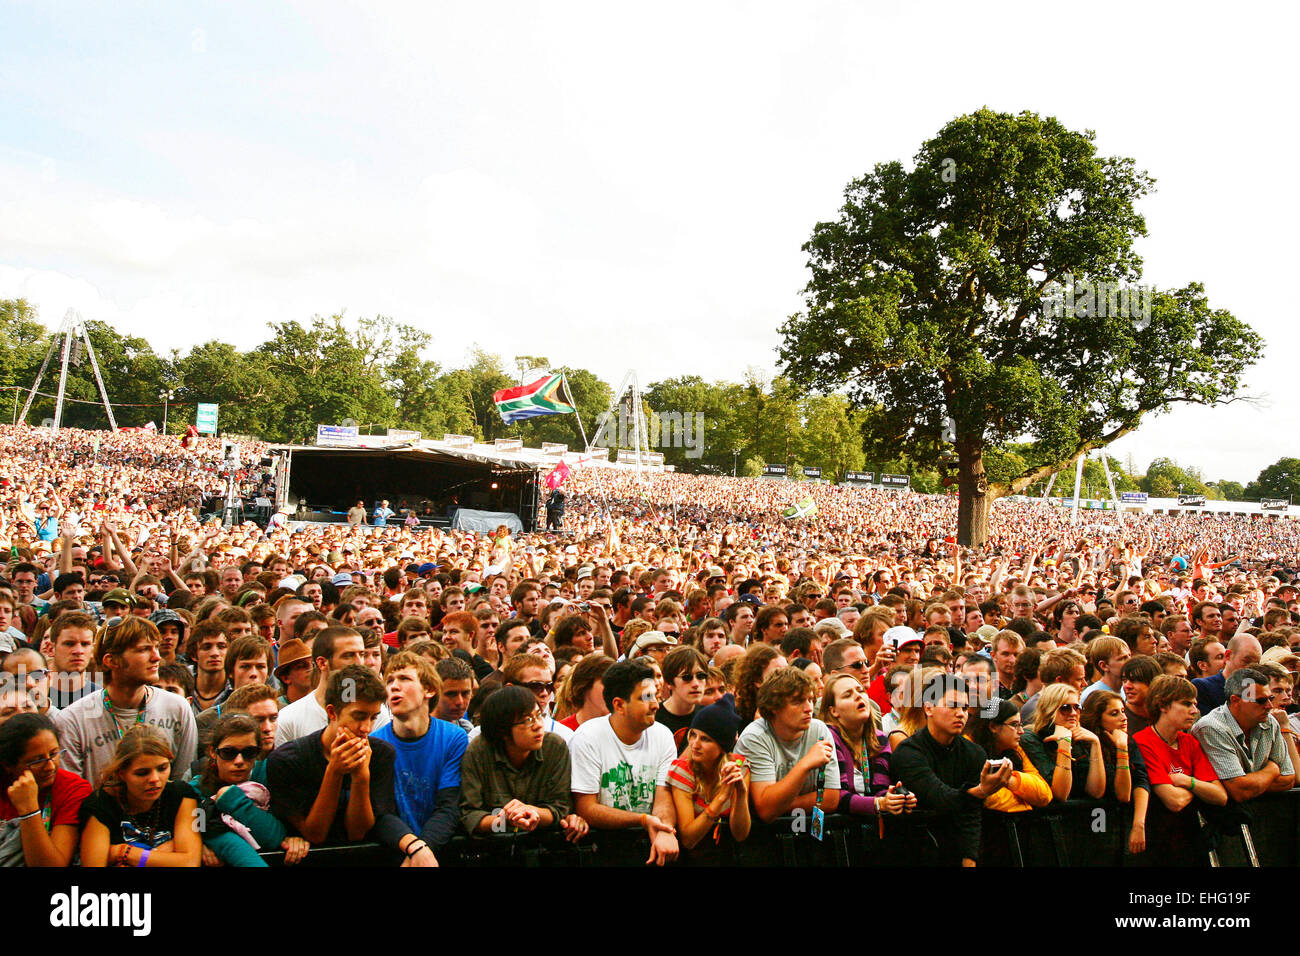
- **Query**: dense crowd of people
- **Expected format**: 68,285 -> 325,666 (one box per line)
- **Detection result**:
2,423 -> 1298,868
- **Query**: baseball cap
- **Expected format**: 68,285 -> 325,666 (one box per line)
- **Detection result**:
101,588 -> 137,608
883,625 -> 923,650
330,572 -> 353,587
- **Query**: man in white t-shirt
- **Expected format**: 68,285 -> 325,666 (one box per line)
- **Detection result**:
276,625 -> 391,746
569,658 -> 679,865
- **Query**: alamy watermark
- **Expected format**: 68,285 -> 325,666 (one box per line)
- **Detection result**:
1042,274 -> 1152,329
592,406 -> 705,459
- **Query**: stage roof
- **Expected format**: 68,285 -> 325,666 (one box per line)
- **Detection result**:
267,438 -> 644,473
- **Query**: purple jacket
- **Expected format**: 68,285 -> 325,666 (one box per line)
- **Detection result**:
829,725 -> 894,816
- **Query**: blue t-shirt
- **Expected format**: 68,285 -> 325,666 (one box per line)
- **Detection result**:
370,719 -> 467,833
373,507 -> 394,527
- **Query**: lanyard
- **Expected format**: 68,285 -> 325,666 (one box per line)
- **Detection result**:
815,766 -> 825,805
102,689 -> 148,740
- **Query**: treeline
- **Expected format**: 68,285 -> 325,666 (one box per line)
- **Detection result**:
1,301 -> 1293,501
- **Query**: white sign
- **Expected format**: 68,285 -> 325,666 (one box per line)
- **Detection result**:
442,434 -> 474,447
494,438 -> 523,452
541,443 -> 568,455
316,424 -> 360,447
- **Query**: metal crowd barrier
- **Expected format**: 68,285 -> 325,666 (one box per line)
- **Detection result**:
256,789 -> 1300,866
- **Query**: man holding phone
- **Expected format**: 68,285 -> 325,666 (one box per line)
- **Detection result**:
891,672 -> 1013,866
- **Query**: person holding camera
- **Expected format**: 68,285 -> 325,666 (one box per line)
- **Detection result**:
891,672 -> 1013,866
967,698 -> 1052,812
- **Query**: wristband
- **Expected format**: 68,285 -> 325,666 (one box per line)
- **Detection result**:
405,841 -> 427,857
1116,765 -> 1129,771
136,849 -> 151,868
1189,777 -> 1196,792
14,809 -> 41,822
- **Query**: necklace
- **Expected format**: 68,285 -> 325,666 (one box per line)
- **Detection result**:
102,688 -> 148,741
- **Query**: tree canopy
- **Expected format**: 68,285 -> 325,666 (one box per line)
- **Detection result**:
779,108 -> 1263,545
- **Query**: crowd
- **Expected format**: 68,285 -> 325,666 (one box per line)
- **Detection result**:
1,423 -> 1298,868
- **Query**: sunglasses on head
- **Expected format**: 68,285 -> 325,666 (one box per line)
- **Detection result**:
215,746 -> 260,762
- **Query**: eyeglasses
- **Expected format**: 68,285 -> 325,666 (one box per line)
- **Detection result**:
517,681 -> 554,695
20,749 -> 61,772
215,746 -> 261,762
513,711 -> 544,729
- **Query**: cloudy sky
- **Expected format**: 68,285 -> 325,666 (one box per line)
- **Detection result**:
1,2 -> 1293,483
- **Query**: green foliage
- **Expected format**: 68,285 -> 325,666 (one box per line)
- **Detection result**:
778,108 -> 1262,543
1248,458 -> 1300,503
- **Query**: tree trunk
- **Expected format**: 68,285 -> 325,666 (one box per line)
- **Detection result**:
956,440 -> 990,548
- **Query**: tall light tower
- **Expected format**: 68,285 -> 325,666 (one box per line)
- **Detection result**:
18,309 -> 117,430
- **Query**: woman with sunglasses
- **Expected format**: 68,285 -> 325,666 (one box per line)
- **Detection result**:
1081,690 -> 1151,854
967,699 -> 1052,812
1021,684 -> 1105,801
189,714 -> 309,867
80,724 -> 201,867
0,713 -> 91,866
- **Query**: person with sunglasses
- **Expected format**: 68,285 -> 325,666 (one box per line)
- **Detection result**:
966,698 -> 1052,813
459,685 -> 586,841
0,713 -> 90,866
1021,683 -> 1105,802
657,647 -> 710,754
471,654 -> 574,744
189,713 -> 309,867
1190,667 -> 1296,804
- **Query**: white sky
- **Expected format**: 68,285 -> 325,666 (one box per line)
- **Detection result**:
1,1 -> 1295,483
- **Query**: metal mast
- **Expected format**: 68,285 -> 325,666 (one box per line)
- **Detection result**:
18,309 -> 117,430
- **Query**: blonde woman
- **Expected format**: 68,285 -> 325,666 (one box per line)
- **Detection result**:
1021,683 -> 1105,801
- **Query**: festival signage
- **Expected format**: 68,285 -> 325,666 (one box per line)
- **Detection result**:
315,424 -> 359,447
541,443 -> 568,455
1120,491 -> 1148,504
195,403 -> 219,434
763,464 -> 788,477
1178,494 -> 1206,507
441,434 -> 474,447
493,438 -> 523,452
880,473 -> 911,488
1262,498 -> 1289,511
802,467 -> 822,479
844,471 -> 876,483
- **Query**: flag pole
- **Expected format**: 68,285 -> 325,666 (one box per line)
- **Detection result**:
559,371 -> 610,518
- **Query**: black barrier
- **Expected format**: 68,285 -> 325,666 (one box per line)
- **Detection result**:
255,790 -> 1300,866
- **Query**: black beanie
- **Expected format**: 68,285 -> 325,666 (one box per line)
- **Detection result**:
690,692 -> 743,752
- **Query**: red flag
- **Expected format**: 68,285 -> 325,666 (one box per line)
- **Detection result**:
544,460 -> 570,490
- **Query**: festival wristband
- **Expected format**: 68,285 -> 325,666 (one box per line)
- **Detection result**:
405,841 -> 427,857
136,849 -> 151,868
13,809 -> 41,822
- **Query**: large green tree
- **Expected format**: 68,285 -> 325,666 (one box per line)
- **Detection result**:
1246,457 -> 1300,503
779,108 -> 1262,545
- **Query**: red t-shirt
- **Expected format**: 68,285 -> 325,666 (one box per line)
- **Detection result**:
1133,726 -> 1217,786
866,674 -> 890,711
0,768 -> 92,826
559,713 -> 580,731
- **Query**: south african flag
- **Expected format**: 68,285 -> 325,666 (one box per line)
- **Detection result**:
493,374 -> 576,424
